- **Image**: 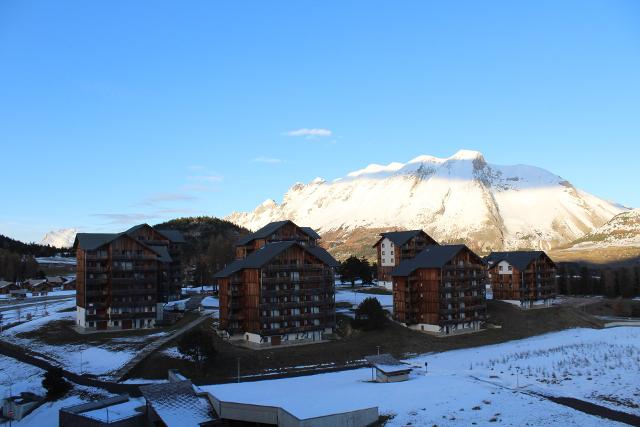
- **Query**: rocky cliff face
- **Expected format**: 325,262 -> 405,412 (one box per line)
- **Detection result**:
228,150 -> 624,256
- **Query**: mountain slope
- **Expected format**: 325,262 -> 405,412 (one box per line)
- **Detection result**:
568,209 -> 640,249
227,150 -> 624,255
41,228 -> 78,248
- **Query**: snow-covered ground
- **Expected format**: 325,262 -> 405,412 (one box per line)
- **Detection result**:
0,298 -> 75,328
0,354 -> 45,399
0,301 -> 142,377
203,327 -> 639,426
0,290 -> 76,301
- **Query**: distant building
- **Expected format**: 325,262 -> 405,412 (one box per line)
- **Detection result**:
391,244 -> 487,335
485,251 -> 557,308
234,220 -> 320,260
365,354 -> 412,383
74,224 -> 184,331
215,221 -> 338,346
373,230 -> 438,288
0,280 -> 18,295
23,279 -> 50,296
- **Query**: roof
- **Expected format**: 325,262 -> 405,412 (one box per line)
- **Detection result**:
46,276 -> 65,284
373,230 -> 431,248
156,229 -> 186,243
364,354 -> 411,374
236,220 -> 320,245
0,280 -> 15,288
485,251 -> 552,271
75,233 -> 118,251
75,224 -> 182,263
390,244 -> 471,276
215,241 -> 339,278
149,245 -> 173,263
140,380 -> 213,427
236,220 -> 291,245
300,226 -> 321,240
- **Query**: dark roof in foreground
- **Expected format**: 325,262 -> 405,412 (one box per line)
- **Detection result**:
373,230 -> 433,247
390,244 -> 472,276
215,241 -> 339,278
485,251 -> 552,271
364,354 -> 411,374
156,229 -> 187,243
236,220 -> 321,245
140,380 -> 213,427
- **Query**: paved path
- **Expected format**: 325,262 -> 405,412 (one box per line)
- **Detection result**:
113,310 -> 215,381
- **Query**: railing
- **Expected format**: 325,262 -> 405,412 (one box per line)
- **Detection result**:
262,263 -> 327,272
261,287 -> 331,297
260,312 -> 328,322
259,300 -> 331,310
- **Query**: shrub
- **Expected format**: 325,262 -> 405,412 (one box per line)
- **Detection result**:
353,297 -> 386,330
42,368 -> 71,399
178,329 -> 217,365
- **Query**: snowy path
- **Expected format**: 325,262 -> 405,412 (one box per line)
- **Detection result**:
113,310 -> 215,380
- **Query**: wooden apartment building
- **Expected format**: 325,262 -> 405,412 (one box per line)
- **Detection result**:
485,251 -> 557,308
373,230 -> 438,287
391,244 -> 487,335
215,221 -> 337,346
74,224 -> 184,331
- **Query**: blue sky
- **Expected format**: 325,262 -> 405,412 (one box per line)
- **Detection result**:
1,1 -> 639,242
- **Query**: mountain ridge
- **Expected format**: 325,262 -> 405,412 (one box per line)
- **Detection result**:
227,150 -> 625,256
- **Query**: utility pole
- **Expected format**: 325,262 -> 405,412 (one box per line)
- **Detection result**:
237,358 -> 240,383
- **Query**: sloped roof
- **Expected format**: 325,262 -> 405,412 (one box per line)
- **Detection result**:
46,276 -> 65,284
156,229 -> 186,243
373,230 -> 436,248
390,244 -> 474,276
485,251 -> 553,271
149,245 -> 173,263
75,225 -> 182,263
215,241 -> 338,278
364,354 -> 411,374
300,226 -> 321,240
0,280 -> 15,288
236,221 -> 291,245
140,380 -> 213,427
236,220 -> 320,245
75,233 -> 119,251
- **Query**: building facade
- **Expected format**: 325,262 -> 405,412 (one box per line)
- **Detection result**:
74,224 -> 184,331
391,245 -> 487,335
485,251 -> 557,308
216,221 -> 337,346
372,230 -> 438,287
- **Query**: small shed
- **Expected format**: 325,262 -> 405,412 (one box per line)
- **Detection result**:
364,354 -> 412,383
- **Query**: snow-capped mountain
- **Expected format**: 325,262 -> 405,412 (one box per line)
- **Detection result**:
41,228 -> 78,248
568,209 -> 640,250
227,150 -> 624,254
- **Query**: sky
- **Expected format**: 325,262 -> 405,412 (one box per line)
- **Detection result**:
1,1 -> 639,243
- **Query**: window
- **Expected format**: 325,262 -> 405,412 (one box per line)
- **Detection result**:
508,266 -> 512,271
499,265 -> 503,271
382,251 -> 385,255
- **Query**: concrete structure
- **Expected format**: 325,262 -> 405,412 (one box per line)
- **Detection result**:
74,224 -> 184,331
2,392 -> 44,421
207,393 -> 379,427
365,354 -> 411,383
216,221 -> 338,346
59,395 -> 145,427
391,245 -> 487,335
372,230 -> 438,288
140,380 -> 215,427
485,251 -> 557,308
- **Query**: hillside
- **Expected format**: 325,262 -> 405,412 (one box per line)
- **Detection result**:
551,209 -> 640,265
0,233 -> 62,257
153,216 -> 250,280
228,150 -> 623,258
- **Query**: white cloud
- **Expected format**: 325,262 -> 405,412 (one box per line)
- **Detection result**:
284,128 -> 333,138
252,157 -> 283,164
